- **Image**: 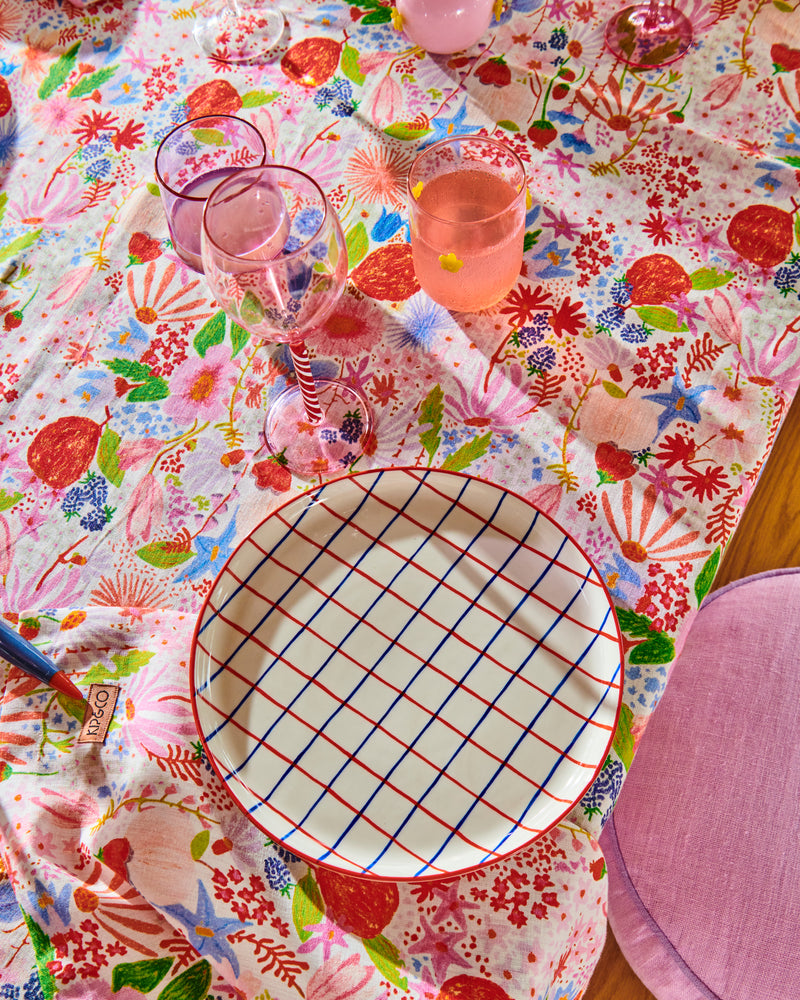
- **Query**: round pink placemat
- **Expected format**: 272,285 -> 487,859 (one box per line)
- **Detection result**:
601,568 -> 800,1000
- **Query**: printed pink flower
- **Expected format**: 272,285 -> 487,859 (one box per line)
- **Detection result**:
114,662 -> 195,756
370,75 -> 403,127
163,344 -> 238,423
602,480 -> 711,564
313,292 -> 384,357
701,73 -> 744,110
306,954 -> 381,1000
125,474 -> 164,544
704,292 -> 741,347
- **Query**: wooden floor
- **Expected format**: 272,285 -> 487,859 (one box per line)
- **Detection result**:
583,390 -> 800,999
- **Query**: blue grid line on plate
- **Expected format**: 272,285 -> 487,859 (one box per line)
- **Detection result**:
199,469 -> 407,743
192,650 -> 498,861
479,657 -> 623,869
200,566 -> 557,842
403,469 -> 608,592
259,541 -> 599,770
247,470 -> 473,822
361,539 -> 607,874
319,488 -> 564,868
418,573 -> 620,873
313,480 -> 619,694
194,478 -> 376,711
194,687 -> 453,875
354,472 -> 621,656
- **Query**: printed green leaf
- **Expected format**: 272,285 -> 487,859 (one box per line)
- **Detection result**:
615,607 -> 655,638
612,703 -> 635,771
190,829 -> 210,861
345,221 -> 369,268
441,431 -> 492,472
293,871 -> 324,942
633,305 -> 688,333
68,66 -> 117,98
190,127 -> 226,147
695,546 -> 721,605
418,384 -> 444,463
0,191 -> 7,225
629,630 -> 675,665
523,229 -> 541,252
20,911 -> 56,999
363,933 -> 408,991
497,119 -> 520,132
0,229 -> 43,264
112,957 -> 174,995
602,380 -> 627,398
146,181 -> 161,197
0,489 -> 23,512
97,427 -> 124,488
103,358 -> 154,379
157,960 -> 212,1000
780,154 -> 800,169
230,320 -> 250,357
56,688 -> 87,722
137,540 -> 194,569
194,310 -> 227,357
341,43 -> 366,86
38,41 -> 80,100
241,289 -> 265,327
689,266 -> 734,290
362,7 -> 392,22
127,377 -> 170,402
241,89 -> 280,107
84,648 -> 154,684
773,0 -> 794,10
384,122 -> 432,141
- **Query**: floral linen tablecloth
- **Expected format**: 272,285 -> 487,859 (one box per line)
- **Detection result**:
1,0 -> 799,997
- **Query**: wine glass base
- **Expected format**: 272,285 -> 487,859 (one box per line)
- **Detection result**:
264,379 -> 374,477
605,4 -> 693,68
194,4 -> 285,63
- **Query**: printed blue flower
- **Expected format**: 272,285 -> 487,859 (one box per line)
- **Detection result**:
163,881 -> 248,976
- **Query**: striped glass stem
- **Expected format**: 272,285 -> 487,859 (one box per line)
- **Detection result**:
289,342 -> 324,424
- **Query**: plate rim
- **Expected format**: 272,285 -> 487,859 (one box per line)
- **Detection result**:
190,466 -> 624,881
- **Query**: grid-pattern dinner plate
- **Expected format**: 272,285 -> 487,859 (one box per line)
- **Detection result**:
190,468 -> 623,879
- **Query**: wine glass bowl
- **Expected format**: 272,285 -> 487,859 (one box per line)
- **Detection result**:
194,0 -> 286,64
201,165 -> 373,477
605,0 -> 693,68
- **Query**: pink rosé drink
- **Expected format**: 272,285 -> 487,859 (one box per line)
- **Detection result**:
155,116 -> 268,272
408,135 -> 527,312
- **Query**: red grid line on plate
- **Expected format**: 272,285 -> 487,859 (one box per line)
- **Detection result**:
329,479 -> 619,663
258,532 -> 614,741
203,583 -> 574,818
397,468 -> 609,591
278,505 -> 620,693
194,683 -> 460,874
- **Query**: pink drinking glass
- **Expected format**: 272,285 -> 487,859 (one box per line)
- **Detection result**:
155,116 -> 268,272
605,0 -> 693,68
200,165 -> 373,477
396,0 -> 496,54
407,135 -> 527,313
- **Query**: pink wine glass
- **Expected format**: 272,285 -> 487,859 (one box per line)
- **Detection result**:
200,165 -> 373,477
605,0 -> 693,68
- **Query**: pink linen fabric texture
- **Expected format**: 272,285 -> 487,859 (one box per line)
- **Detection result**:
600,568 -> 800,1000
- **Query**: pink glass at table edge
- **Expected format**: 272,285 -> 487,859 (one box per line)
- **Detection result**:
155,115 -> 268,272
407,134 -> 527,313
605,0 -> 693,68
396,0 -> 496,54
200,164 -> 373,477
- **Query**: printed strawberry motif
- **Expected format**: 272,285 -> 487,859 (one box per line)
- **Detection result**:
4,310 -> 22,330
19,617 -> 41,641
316,866 -> 399,938
128,232 -> 162,266
527,121 -> 557,149
0,78 -> 11,118
771,43 -> 800,73
252,458 -> 292,492
476,56 -> 511,88
625,253 -> 691,305
595,441 -> 637,483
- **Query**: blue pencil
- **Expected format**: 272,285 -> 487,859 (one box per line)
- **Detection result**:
0,618 -> 84,701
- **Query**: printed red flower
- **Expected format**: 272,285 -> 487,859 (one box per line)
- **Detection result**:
676,464 -> 729,503
548,296 -> 587,337
499,283 -> 553,327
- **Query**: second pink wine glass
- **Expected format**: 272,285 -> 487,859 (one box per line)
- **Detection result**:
605,0 -> 693,68
201,165 -> 373,477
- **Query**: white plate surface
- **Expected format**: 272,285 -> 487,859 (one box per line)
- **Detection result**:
191,468 -> 622,879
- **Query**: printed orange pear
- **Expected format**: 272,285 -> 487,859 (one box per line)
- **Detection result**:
281,37 -> 343,87
625,253 -> 692,305
351,243 -> 420,301
726,204 -> 795,269
185,79 -> 243,119
315,866 -> 399,938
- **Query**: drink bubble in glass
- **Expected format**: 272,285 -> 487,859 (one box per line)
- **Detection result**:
155,116 -> 268,272
407,135 -> 527,313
